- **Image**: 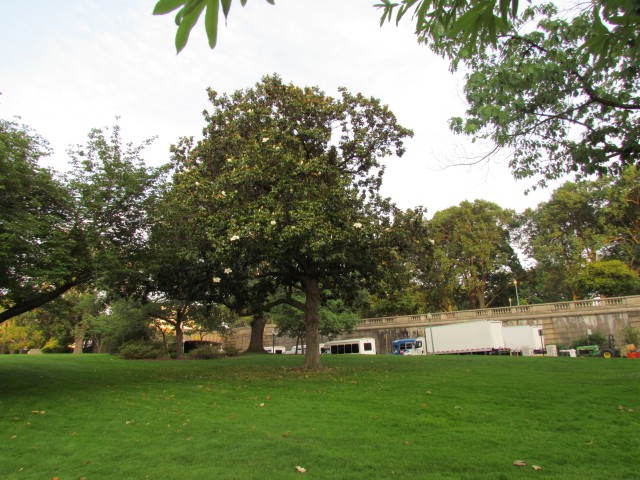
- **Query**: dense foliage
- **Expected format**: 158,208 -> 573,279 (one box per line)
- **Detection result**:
168,74 -> 424,369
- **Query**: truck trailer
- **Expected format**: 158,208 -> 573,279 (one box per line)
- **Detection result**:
502,325 -> 544,355
424,320 -> 508,355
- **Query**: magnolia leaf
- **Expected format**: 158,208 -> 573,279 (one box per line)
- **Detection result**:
175,1 -> 206,53
153,0 -> 185,15
205,0 -> 220,49
221,0 -> 232,18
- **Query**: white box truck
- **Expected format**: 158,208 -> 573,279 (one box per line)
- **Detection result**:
502,325 -> 544,355
424,320 -> 507,355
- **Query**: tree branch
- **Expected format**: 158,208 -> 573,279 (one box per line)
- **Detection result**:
0,274 -> 92,324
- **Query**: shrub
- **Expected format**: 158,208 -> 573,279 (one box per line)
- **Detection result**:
118,341 -> 163,360
570,331 -> 606,349
622,326 -> 639,346
222,344 -> 240,357
188,345 -> 225,360
41,338 -> 70,354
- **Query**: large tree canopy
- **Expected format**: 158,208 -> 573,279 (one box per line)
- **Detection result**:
170,74 -> 422,369
0,121 -> 166,324
425,199 -> 521,310
447,3 -> 639,186
0,119 -> 86,323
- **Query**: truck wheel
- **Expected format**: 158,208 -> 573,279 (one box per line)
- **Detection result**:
600,348 -> 615,359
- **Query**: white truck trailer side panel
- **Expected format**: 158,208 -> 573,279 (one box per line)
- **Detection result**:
502,325 -> 543,352
425,320 -> 506,354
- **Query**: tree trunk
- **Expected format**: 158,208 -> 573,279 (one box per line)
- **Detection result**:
175,322 -> 184,358
246,313 -> 268,353
73,318 -> 86,354
174,307 -> 185,359
302,278 -> 322,371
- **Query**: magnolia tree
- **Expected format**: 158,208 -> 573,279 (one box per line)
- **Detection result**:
170,74 -> 424,370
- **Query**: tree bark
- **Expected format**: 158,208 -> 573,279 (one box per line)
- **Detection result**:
246,313 -> 268,353
175,306 -> 186,359
302,277 -> 322,371
73,318 -> 86,354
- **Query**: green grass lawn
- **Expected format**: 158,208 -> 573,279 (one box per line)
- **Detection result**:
1,353 -> 638,480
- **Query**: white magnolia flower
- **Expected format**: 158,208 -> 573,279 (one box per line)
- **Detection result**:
220,191 -> 226,196
224,268 -> 233,274
194,181 -> 200,186
270,220 -> 277,225
212,277 -> 221,283
230,235 -> 240,242
262,137 -> 270,143
353,222 -> 363,229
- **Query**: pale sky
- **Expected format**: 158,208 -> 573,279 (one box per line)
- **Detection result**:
1,0 -> 563,217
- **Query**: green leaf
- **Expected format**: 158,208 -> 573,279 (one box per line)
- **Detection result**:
221,0 -> 232,19
499,0 -> 510,23
445,2 -> 490,39
153,0 -> 185,15
175,0 -> 207,53
205,0 -> 220,49
592,7 -> 609,35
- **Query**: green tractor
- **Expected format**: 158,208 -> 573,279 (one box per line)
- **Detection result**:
575,334 -> 620,359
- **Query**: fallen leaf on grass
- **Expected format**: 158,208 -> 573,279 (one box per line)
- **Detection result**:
282,432 -> 290,438
618,405 -> 625,411
31,410 -> 46,415
532,465 -> 542,471
259,403 -> 265,407
627,408 -> 635,413
10,435 -> 17,439
295,466 -> 306,473
513,460 -> 527,467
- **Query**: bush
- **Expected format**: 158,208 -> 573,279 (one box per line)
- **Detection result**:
118,341 -> 163,360
42,338 -> 70,354
222,344 -> 240,357
188,345 -> 225,360
571,331 -> 606,349
622,326 -> 639,346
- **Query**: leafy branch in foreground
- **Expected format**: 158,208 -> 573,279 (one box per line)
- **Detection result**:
153,0 -> 275,53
